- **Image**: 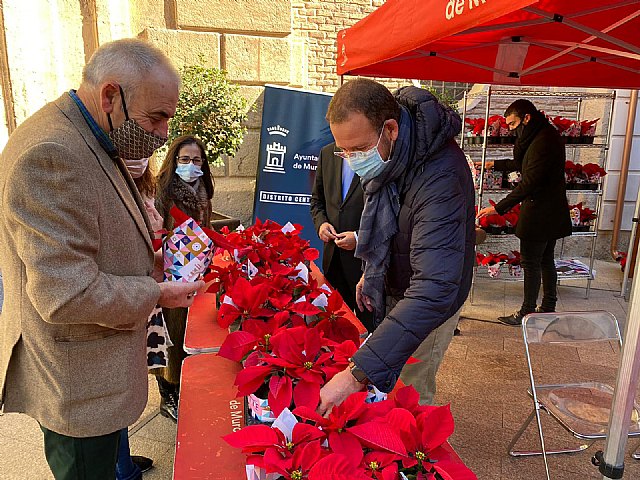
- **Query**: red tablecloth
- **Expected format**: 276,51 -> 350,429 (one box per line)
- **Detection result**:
183,258 -> 368,354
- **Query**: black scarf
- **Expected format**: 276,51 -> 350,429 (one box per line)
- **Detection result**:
355,107 -> 413,326
513,110 -> 549,164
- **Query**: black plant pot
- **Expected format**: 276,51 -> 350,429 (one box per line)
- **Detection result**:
572,225 -> 591,232
488,136 -> 501,144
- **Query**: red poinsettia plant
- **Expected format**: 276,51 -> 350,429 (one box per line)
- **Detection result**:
464,117 -> 485,135
231,325 -> 357,416
223,386 -> 477,480
568,202 -> 597,226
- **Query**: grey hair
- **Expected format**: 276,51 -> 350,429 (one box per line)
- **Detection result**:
82,38 -> 179,102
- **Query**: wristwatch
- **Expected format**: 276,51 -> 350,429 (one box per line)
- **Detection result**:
349,361 -> 369,385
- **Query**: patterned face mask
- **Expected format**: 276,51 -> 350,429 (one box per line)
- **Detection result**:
107,85 -> 167,160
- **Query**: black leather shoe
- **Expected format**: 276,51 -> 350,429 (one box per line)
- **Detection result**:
498,311 -> 525,326
131,455 -> 154,474
160,395 -> 178,423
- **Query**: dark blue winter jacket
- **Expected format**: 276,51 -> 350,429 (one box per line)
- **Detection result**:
352,87 -> 476,393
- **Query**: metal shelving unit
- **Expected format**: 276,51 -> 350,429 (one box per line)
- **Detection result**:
463,87 -> 616,300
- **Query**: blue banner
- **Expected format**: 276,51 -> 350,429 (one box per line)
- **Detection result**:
253,85 -> 334,267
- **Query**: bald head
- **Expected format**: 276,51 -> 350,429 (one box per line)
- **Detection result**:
82,38 -> 179,105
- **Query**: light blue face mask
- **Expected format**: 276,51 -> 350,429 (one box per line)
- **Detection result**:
176,163 -> 203,183
337,125 -> 392,181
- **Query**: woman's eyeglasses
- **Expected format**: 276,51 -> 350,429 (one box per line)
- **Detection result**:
177,156 -> 204,166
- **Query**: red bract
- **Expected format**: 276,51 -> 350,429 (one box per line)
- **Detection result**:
264,439 -> 328,480
217,313 -> 289,362
312,290 -> 361,345
217,277 -> 274,328
464,117 -> 485,135
308,453 -> 369,480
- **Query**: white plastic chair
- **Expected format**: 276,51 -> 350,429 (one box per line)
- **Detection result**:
507,311 -> 640,480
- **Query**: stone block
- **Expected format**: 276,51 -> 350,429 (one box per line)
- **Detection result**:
130,0 -> 167,34
289,38 -> 308,88
228,130 -> 260,177
238,86 -> 264,129
259,37 -> 291,84
141,28 -> 220,69
212,177 -> 257,225
224,34 -> 260,82
176,0 -> 291,35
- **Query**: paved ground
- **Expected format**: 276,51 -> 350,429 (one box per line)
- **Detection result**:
1,258 -> 639,479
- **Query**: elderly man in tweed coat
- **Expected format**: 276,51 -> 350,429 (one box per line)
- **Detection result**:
0,39 -> 204,479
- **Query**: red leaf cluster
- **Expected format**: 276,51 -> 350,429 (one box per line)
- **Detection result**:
223,386 -> 477,480
565,161 -> 606,184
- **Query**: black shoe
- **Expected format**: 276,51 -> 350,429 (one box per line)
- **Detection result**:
131,455 -> 154,474
498,311 -> 525,326
453,327 -> 461,336
160,395 -> 178,422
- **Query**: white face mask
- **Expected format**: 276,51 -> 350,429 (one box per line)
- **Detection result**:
176,162 -> 203,183
123,157 -> 149,179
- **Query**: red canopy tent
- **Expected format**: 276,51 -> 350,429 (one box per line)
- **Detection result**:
337,1 -> 640,479
337,0 -> 640,89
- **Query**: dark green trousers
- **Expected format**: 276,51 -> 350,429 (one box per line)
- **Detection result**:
40,426 -> 120,480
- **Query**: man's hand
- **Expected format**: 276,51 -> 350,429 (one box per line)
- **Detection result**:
476,206 -> 497,219
355,275 -> 374,312
318,222 -> 338,243
334,231 -> 356,251
158,280 -> 206,308
317,367 -> 365,417
144,199 -> 164,233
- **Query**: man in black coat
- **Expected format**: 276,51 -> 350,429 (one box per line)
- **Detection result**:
317,79 -> 476,412
478,99 -> 571,325
310,142 -> 374,332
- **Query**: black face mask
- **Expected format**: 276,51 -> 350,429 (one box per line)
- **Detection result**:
107,85 -> 167,160
514,122 -> 526,138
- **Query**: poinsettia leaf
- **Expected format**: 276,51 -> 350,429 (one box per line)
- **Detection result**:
431,459 -> 479,480
303,248 -> 320,261
291,301 -> 322,316
292,405 -> 327,426
234,365 -> 271,396
382,462 -> 399,480
394,385 -> 420,411
419,404 -> 455,452
348,421 -> 407,456
293,379 -> 321,411
222,425 -> 279,452
292,423 -> 326,445
268,375 -> 293,417
218,331 -> 258,362
262,447 -> 291,476
295,440 -> 327,472
384,408 -> 419,453
308,453 -> 367,480
328,431 -> 364,467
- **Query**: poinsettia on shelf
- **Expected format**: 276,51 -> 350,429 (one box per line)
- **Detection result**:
564,161 -> 606,190
549,116 -> 598,144
476,252 -> 508,278
464,117 -> 485,144
477,201 -> 519,235
224,386 -> 477,480
569,203 -> 597,232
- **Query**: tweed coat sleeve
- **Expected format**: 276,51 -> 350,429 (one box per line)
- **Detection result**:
352,170 -> 467,392
3,142 -> 160,329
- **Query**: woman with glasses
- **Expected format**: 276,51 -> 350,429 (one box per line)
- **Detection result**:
153,135 -> 214,421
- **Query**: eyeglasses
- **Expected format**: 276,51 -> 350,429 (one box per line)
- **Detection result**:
177,156 -> 204,166
334,124 -> 386,161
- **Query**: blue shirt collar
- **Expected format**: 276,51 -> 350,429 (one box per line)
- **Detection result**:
68,90 -> 118,158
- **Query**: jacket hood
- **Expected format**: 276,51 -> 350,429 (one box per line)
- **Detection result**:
394,86 -> 462,164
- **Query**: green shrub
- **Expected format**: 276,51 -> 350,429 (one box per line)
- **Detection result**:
166,61 -> 248,167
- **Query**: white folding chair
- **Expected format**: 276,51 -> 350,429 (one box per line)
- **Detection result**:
507,311 -> 640,480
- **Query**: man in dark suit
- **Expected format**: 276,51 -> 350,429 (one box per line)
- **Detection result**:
310,142 -> 374,332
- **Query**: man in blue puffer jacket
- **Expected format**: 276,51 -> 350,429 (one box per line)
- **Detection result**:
318,79 -> 475,413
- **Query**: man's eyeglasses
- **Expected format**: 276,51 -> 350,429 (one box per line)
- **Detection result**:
177,156 -> 204,166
